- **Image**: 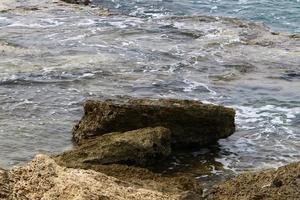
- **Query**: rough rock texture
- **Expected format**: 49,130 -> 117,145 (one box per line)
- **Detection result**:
0,168 -> 10,200
73,99 -> 236,147
55,158 -> 203,199
206,161 -> 300,200
56,127 -> 171,166
3,154 -> 185,200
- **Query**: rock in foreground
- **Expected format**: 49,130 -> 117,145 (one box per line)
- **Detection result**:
55,157 -> 203,199
2,155 -> 183,200
56,127 -> 171,166
0,168 -> 9,200
206,161 -> 300,200
73,99 -> 235,147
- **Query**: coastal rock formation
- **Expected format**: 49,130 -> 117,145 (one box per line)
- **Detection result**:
55,127 -> 172,166
55,158 -> 203,199
2,154 -> 184,200
206,161 -> 300,200
73,99 -> 235,147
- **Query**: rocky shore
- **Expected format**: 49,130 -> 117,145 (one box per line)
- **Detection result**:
0,98 -> 299,199
0,98 -> 233,199
1,156 -> 299,199
1,1 -> 299,199
206,161 -> 300,200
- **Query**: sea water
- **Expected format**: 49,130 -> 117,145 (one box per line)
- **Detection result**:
0,0 -> 299,188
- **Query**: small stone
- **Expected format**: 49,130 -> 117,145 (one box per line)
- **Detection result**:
272,178 -> 283,187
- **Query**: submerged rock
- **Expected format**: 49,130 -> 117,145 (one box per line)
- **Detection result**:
61,0 -> 90,5
73,99 -> 235,147
206,161 -> 300,200
3,154 -> 185,200
56,127 -> 171,166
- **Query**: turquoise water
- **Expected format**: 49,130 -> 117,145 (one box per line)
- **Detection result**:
94,0 -> 300,33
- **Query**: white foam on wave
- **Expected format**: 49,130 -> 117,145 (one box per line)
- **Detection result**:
109,21 -> 128,28
80,73 -> 95,78
61,34 -> 87,42
0,74 -> 18,83
0,16 -> 9,22
40,18 -> 64,26
183,79 -> 217,95
235,104 -> 300,130
215,157 -> 237,173
8,18 -> 64,28
217,102 -> 300,172
77,19 -> 96,26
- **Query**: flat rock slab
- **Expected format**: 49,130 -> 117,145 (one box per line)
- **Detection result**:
57,127 -> 171,166
73,99 -> 235,147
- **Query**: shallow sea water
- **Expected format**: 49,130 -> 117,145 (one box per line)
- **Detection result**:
0,0 -> 299,188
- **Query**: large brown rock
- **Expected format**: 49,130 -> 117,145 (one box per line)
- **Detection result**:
206,161 -> 300,200
56,127 -> 171,166
2,154 -> 185,200
73,99 -> 236,147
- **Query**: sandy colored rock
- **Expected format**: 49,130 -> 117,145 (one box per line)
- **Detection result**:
206,161 -> 300,200
55,158 -> 203,198
0,168 -> 10,200
73,99 -> 235,147
2,154 -> 187,200
56,127 -> 171,166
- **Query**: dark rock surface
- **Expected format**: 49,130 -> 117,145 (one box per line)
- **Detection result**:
0,168 -> 10,200
61,0 -> 90,5
56,127 -> 171,166
206,161 -> 300,200
73,99 -> 236,147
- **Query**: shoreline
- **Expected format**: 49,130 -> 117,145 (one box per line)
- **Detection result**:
0,1 -> 300,198
0,98 -> 299,199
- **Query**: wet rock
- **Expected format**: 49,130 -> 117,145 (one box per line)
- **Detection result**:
206,161 -> 300,200
72,99 -> 236,147
56,127 -> 171,166
289,34 -> 300,39
61,0 -> 90,5
223,63 -> 256,74
4,154 -> 181,200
